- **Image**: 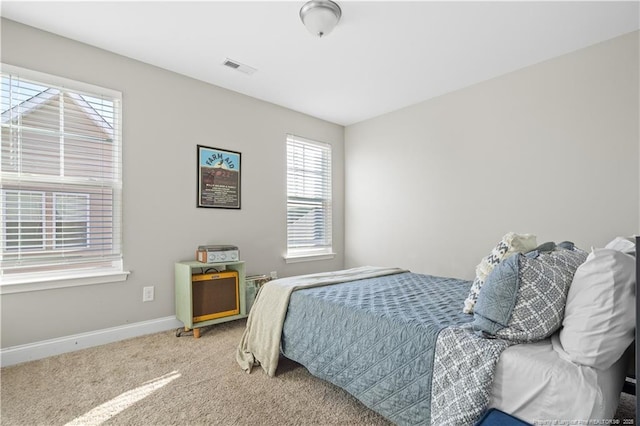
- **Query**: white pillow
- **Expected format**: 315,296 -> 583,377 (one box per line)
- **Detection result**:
559,248 -> 635,370
605,236 -> 636,254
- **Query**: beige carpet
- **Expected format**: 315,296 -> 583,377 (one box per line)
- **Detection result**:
1,319 -> 636,425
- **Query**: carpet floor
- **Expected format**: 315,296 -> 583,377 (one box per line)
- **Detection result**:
1,319 -> 636,425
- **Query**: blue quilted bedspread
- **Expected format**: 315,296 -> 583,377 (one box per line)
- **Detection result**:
280,272 -> 473,425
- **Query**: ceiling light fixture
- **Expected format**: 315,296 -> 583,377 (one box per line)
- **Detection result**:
299,0 -> 342,38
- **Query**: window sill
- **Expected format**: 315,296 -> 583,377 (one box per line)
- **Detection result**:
0,270 -> 130,294
284,252 -> 336,264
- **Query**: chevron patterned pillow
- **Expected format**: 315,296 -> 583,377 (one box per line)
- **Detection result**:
463,232 -> 537,314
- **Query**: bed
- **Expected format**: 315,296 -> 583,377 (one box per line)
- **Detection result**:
237,235 -> 636,425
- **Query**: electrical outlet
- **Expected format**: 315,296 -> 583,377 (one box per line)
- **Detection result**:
270,271 -> 278,280
143,286 -> 154,302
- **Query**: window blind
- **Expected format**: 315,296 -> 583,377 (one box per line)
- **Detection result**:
1,65 -> 123,282
286,134 -> 332,257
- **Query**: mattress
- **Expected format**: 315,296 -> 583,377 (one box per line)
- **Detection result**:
489,335 -> 628,423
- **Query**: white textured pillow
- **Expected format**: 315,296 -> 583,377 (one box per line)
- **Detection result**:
559,248 -> 635,370
605,236 -> 636,254
463,232 -> 537,314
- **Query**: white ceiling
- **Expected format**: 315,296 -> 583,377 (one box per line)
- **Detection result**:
2,1 -> 639,126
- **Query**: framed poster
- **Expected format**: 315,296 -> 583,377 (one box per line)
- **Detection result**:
197,145 -> 241,209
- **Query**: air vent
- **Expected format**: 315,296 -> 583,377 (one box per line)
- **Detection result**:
223,60 -> 240,69
222,58 -> 257,75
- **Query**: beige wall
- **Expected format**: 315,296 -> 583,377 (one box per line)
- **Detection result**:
0,19 -> 345,348
2,18 -> 638,352
345,31 -> 639,280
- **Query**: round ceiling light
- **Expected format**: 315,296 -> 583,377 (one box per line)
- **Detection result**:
299,0 -> 342,38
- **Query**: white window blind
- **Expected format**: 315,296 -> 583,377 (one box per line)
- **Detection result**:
1,65 -> 123,283
286,134 -> 332,258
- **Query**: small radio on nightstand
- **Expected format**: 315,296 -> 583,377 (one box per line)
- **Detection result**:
196,245 -> 239,263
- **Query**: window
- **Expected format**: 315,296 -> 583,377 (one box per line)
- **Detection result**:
1,64 -> 124,288
54,193 -> 89,249
286,134 -> 333,261
4,190 -> 45,250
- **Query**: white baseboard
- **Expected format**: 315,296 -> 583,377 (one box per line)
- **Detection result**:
1,316 -> 183,367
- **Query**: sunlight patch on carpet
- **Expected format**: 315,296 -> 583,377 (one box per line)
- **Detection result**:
64,371 -> 181,426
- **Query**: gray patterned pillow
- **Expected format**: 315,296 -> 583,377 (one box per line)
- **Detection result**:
473,246 -> 588,343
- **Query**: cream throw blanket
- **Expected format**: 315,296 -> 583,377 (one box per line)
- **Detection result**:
236,266 -> 407,377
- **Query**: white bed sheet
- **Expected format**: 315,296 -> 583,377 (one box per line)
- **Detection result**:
489,334 -> 628,423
